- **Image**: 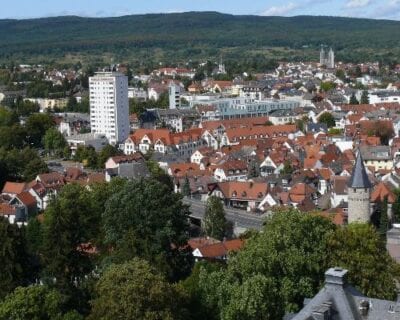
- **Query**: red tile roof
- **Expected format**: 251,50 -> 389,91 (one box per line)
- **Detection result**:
216,181 -> 268,200
2,182 -> 27,195
16,192 -> 37,207
0,203 -> 16,216
196,239 -> 244,259
371,182 -> 396,204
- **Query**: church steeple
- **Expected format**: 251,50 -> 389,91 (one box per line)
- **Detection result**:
348,149 -> 371,189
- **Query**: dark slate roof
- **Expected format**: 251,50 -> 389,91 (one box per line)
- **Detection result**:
348,150 -> 372,189
290,268 -> 400,320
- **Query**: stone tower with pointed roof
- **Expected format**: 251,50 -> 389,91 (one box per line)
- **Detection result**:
347,150 -> 372,223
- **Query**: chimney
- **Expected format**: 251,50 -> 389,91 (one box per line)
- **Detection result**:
312,302 -> 332,320
359,300 -> 370,316
325,267 -> 348,287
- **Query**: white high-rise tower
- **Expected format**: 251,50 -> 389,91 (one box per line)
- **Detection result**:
89,72 -> 129,145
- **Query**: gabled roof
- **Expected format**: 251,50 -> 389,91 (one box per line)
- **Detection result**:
348,150 -> 372,189
37,172 -> 65,188
194,239 -> 244,259
2,182 -> 27,195
0,203 -> 16,216
15,191 -> 37,207
216,181 -> 268,201
109,153 -> 145,164
371,182 -> 396,203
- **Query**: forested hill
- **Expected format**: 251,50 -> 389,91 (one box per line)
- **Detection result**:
1,11 -> 400,64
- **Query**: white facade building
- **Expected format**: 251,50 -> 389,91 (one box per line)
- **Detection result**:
89,72 -> 130,145
169,83 -> 182,109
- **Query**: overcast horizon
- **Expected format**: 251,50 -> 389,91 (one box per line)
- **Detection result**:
2,0 -> 400,20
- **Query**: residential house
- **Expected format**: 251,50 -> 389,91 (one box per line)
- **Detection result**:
209,181 -> 269,211
190,238 -> 243,261
330,176 -> 349,208
360,145 -> 393,171
213,160 -> 248,182
29,172 -> 65,210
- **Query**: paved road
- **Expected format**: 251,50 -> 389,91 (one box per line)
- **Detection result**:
183,198 -> 265,231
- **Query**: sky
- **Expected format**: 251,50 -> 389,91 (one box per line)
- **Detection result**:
2,0 -> 400,20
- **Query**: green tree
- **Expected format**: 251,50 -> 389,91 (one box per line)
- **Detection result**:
12,98 -> 40,116
0,108 -> 18,127
0,147 -> 48,184
146,159 -> 174,191
360,90 -> 370,104
97,144 -> 122,169
328,128 -> 343,135
335,69 -> 346,80
181,261 -> 223,320
203,196 -> 227,240
320,81 -> 336,92
199,208 -> 336,318
25,113 -> 54,147
0,218 -> 29,299
88,258 -> 188,320
41,184 -> 98,302
318,112 -> 335,128
102,178 -> 193,280
181,176 -> 191,197
378,197 -> 390,239
247,159 -> 259,178
328,223 -> 400,300
373,120 -> 394,145
349,93 -> 359,105
392,189 -> 400,223
0,124 -> 27,149
0,285 -> 82,320
43,128 -> 67,157
280,160 -> 294,176
74,145 -> 98,168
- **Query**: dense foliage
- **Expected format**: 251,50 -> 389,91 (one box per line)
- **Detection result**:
193,209 -> 400,319
88,258 -> 189,320
102,178 -> 193,280
1,13 -> 400,66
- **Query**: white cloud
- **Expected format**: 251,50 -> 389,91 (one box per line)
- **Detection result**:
345,0 -> 371,8
372,0 -> 400,19
260,2 -> 299,16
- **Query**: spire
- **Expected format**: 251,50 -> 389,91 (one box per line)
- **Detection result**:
348,149 -> 371,189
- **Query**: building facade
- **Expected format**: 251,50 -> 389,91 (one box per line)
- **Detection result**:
191,97 -> 299,119
89,72 -> 130,145
169,83 -> 182,109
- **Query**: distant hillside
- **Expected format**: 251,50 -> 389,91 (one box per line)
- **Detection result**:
1,12 -> 399,65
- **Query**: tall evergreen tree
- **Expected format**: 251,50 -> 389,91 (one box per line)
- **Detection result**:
182,176 -> 191,197
0,218 -> 29,299
41,184 -> 98,312
203,196 -> 227,240
360,90 -> 370,104
379,196 -> 390,240
349,93 -> 359,105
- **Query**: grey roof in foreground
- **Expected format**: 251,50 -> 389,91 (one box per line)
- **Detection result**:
348,150 -> 372,189
290,268 -> 400,320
